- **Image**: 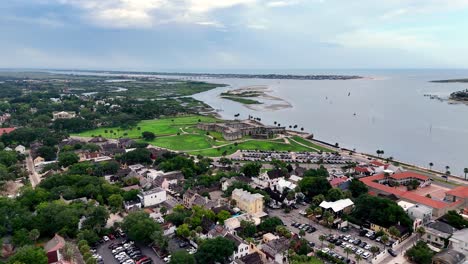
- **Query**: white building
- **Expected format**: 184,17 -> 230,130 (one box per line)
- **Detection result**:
138,187 -> 167,207
319,198 -> 354,214
224,233 -> 250,262
423,221 -> 456,249
407,204 -> 433,225
14,145 -> 26,154
274,178 -> 297,194
52,111 -> 76,120
450,229 -> 468,254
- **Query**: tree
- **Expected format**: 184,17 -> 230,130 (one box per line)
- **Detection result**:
429,162 -> 434,171
160,206 -> 167,216
107,194 -> 124,213
388,226 -> 401,238
416,227 -> 426,244
28,229 -> 40,243
8,245 -> 48,264
381,235 -> 389,249
370,246 -> 379,257
355,253 -> 363,263
258,217 -> 283,233
62,242 -> 75,262
176,224 -> 190,238
241,162 -> 262,177
58,151 -> 79,168
195,236 -> 236,264
442,210 -> 468,229
319,235 -> 326,248
122,211 -> 162,243
464,168 -> 468,180
326,188 -> 345,202
405,241 -> 435,264
217,210 -> 231,224
170,250 -> 196,264
37,146 -> 57,161
142,131 -> 156,141
342,246 -> 352,260
219,157 -> 232,166
13,228 -> 31,247
298,177 -> 331,197
348,179 -> 368,198
240,220 -> 257,238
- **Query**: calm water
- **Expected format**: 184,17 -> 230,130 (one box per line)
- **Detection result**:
191,69 -> 468,177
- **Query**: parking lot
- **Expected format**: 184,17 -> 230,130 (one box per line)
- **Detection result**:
97,237 -> 164,264
268,205 -> 392,263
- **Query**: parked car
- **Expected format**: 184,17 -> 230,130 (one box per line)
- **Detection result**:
388,249 -> 397,257
359,242 -> 367,248
103,236 -> 110,242
362,252 -> 371,259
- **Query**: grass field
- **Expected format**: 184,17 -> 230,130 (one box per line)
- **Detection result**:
76,115 -> 219,138
290,136 -> 332,152
75,115 -> 321,157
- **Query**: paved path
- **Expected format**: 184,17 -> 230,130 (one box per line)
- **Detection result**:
25,151 -> 40,188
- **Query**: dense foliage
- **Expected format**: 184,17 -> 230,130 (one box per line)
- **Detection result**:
405,241 -> 435,264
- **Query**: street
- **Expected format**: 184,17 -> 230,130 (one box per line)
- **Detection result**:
25,151 -> 41,187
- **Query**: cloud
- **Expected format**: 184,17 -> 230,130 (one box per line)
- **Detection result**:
195,21 -> 225,28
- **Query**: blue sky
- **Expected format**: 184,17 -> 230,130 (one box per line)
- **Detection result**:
1,0 -> 468,70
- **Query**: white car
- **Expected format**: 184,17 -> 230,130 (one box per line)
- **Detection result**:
103,236 -> 110,242
356,249 -> 363,255
364,244 -> 372,250
362,252 -> 371,259
321,248 -> 330,254
123,260 -> 135,264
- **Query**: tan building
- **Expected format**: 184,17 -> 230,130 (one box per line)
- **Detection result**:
52,111 -> 76,120
231,189 -> 264,214
197,120 -> 285,141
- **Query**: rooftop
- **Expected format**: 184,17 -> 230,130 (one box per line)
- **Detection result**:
142,187 -> 165,195
232,188 -> 264,202
319,198 -> 354,212
446,186 -> 468,198
44,234 -> 65,253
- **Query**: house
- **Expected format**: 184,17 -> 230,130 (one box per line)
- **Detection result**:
288,175 -> 303,184
34,156 -> 45,165
449,229 -> 468,255
221,176 -> 252,191
319,198 -> 354,215
445,186 -> 468,209
77,151 -> 102,162
0,127 -> 16,136
432,248 -> 466,264
0,113 -> 11,123
124,200 -> 142,211
224,233 -> 250,262
52,111 -> 76,120
260,237 -> 289,264
360,172 -> 464,217
138,187 -> 167,207
262,233 -> 279,243
118,138 -> 136,148
423,221 -> 457,249
254,169 -> 287,188
154,171 -> 184,190
407,204 -> 433,225
14,145 -> 26,154
183,189 -> 217,209
234,252 -> 263,264
88,136 -> 108,145
43,234 -> 65,264
231,189 -> 264,215
274,178 -> 296,194
224,213 -> 262,231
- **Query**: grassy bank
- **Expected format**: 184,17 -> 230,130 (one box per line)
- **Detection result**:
221,96 -> 262,105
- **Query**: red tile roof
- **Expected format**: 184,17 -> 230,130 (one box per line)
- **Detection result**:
390,171 -> 429,181
370,160 -> 385,167
0,127 -> 16,136
329,177 -> 348,187
360,172 -> 459,209
355,167 -> 369,173
446,186 -> 468,198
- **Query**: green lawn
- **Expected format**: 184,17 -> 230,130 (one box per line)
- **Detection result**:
146,134 -> 213,151
75,115 -> 219,138
75,115 -> 322,157
291,136 -> 332,152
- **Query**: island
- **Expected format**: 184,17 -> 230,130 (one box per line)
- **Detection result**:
450,89 -> 468,102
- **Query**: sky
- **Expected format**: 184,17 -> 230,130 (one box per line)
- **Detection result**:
1,0 -> 468,71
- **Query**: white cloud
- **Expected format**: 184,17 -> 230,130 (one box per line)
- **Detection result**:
334,29 -> 438,51
195,21 -> 225,28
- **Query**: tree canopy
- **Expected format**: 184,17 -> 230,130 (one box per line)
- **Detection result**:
122,211 -> 162,243
195,236 -> 236,264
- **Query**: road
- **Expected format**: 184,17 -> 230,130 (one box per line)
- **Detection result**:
25,151 -> 41,188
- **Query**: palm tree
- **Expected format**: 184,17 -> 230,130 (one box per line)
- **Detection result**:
381,235 -> 389,249
445,165 -> 450,173
355,253 -> 363,263
429,162 -> 434,171
319,235 -> 326,248
314,207 -> 323,217
61,242 -> 75,262
370,246 -> 379,257
326,215 -> 335,234
328,243 -> 335,251
416,226 -> 426,245
344,247 -> 353,260
464,168 -> 468,180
